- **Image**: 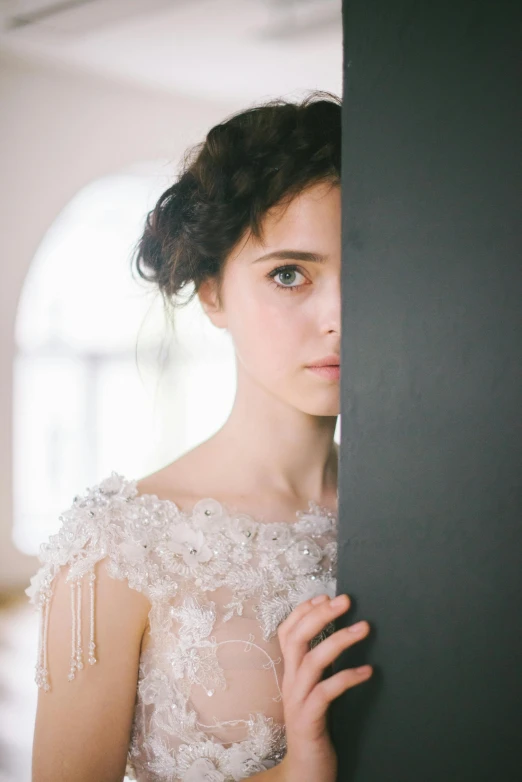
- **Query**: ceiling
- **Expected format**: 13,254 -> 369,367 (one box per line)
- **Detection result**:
0,0 -> 342,103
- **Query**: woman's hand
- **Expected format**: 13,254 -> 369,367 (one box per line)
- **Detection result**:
277,593 -> 372,782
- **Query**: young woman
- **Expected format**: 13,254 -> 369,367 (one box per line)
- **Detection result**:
27,91 -> 373,782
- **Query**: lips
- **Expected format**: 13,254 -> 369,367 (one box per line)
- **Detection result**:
306,364 -> 340,381
306,354 -> 340,368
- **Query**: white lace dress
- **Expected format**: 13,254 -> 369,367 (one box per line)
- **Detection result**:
26,472 -> 338,782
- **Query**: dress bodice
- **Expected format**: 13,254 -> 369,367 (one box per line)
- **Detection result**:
26,471 -> 338,782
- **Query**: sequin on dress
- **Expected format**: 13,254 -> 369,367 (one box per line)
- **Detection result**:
26,471 -> 338,782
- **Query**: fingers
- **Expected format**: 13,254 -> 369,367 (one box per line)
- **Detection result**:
278,593 -> 373,749
278,593 -> 332,639
304,665 -> 373,725
279,595 -> 352,685
288,621 -> 370,705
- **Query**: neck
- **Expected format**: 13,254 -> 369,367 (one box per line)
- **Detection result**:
201,368 -> 339,507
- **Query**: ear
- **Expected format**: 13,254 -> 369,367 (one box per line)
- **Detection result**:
197,277 -> 228,330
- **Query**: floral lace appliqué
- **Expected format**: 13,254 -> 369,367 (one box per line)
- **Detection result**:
26,471 -> 338,781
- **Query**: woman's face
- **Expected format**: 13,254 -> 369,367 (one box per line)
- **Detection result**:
199,180 -> 341,416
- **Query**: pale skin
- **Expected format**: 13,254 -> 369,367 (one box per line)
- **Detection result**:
31,180 -> 372,781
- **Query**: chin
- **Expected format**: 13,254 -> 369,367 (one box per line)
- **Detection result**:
295,396 -> 340,417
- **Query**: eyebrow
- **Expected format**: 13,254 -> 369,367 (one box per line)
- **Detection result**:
251,250 -> 328,265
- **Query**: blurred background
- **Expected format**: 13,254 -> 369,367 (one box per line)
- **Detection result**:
0,0 -> 341,778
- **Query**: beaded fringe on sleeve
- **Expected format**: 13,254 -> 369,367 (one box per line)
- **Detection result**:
25,473 -> 141,693
33,567 -> 98,692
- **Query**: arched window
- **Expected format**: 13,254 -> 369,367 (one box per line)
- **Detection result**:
13,167 -> 235,556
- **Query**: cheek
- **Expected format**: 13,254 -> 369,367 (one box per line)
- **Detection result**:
230,295 -> 307,379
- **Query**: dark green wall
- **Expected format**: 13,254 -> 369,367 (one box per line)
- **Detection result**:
333,2 -> 522,779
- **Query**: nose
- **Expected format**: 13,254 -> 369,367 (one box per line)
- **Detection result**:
323,276 -> 341,337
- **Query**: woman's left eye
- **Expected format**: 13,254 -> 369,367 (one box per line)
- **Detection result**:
266,264 -> 308,293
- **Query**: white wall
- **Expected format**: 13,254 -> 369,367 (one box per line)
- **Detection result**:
0,49 -> 236,589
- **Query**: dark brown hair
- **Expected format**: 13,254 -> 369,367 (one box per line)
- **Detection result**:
131,90 -> 341,318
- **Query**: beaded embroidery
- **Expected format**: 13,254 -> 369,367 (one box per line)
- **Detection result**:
26,472 -> 338,782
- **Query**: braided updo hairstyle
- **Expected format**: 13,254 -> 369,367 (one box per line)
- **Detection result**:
131,90 -> 341,321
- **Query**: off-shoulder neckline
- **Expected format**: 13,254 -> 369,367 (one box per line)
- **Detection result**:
126,475 -> 338,528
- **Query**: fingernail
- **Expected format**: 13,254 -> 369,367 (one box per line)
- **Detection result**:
330,594 -> 347,608
311,594 -> 328,605
348,621 -> 366,633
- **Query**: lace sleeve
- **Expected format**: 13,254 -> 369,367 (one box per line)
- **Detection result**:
25,472 -> 161,692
